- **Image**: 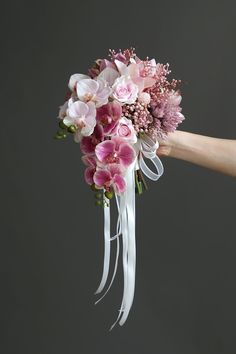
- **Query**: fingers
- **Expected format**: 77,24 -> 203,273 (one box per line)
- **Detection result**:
156,145 -> 171,157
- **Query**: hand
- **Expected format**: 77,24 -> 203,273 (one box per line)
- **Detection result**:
156,133 -> 175,157
156,130 -> 236,177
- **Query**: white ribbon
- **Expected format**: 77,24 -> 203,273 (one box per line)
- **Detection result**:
137,134 -> 164,181
94,203 -> 111,295
95,134 -> 163,329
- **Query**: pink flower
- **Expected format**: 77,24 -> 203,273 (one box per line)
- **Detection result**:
116,117 -> 137,143
99,59 -> 117,71
94,164 -> 126,194
112,75 -> 139,104
68,73 -> 90,91
76,78 -> 111,107
82,155 -> 97,185
65,100 -> 96,138
96,101 -> 122,135
128,62 -> 156,92
95,137 -> 136,167
98,67 -> 120,86
80,124 -> 104,154
138,92 -> 151,105
114,60 -> 156,93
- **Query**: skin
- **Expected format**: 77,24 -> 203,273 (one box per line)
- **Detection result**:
157,131 -> 236,178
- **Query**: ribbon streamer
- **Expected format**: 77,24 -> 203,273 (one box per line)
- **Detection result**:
95,134 -> 163,328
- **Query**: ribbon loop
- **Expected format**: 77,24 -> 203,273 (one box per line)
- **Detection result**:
137,135 -> 164,181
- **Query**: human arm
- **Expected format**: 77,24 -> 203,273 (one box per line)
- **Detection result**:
157,131 -> 236,177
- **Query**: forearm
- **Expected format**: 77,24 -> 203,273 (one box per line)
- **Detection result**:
165,131 -> 236,177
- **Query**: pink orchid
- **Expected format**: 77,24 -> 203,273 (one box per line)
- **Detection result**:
98,67 -> 120,86
76,78 -> 111,107
95,137 -> 136,167
96,101 -> 122,135
114,60 -> 156,93
80,124 -> 104,154
93,164 -> 126,194
82,155 -> 97,185
68,73 -> 90,91
99,59 -> 117,71
65,100 -> 96,139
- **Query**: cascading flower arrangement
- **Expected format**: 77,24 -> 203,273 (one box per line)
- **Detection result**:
55,48 -> 185,329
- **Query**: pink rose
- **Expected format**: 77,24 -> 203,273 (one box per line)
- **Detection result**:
116,117 -> 137,143
112,75 -> 139,104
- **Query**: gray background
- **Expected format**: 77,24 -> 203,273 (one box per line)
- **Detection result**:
1,0 -> 236,353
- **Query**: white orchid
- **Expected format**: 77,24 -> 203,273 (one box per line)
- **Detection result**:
64,100 -> 96,139
76,78 -> 111,107
98,67 -> 120,86
68,73 -> 90,91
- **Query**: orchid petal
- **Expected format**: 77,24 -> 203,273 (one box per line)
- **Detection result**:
108,164 -> 123,177
63,116 -> 74,127
118,143 -> 136,167
98,67 -> 120,86
112,174 -> 126,193
93,169 -> 111,187
81,123 -> 96,137
68,101 -> 89,119
84,166 -> 95,185
58,101 -> 68,119
80,137 -> 95,154
68,74 -> 90,91
76,79 -> 99,100
82,155 -> 97,167
95,140 -> 115,163
74,129 -> 82,142
94,124 -> 104,141
114,60 -> 128,76
103,120 -> 118,135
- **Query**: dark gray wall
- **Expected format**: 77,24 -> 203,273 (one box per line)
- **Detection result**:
1,0 -> 236,353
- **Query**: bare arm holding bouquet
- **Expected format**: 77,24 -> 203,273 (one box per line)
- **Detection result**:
157,131 -> 236,177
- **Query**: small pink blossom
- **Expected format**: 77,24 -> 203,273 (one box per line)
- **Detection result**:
112,76 -> 139,104
138,92 -> 151,105
93,164 -> 126,194
95,137 -> 135,167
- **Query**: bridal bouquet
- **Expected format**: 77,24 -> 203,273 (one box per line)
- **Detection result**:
55,48 -> 185,328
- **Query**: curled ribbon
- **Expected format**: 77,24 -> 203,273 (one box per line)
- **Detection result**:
137,134 -> 164,181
